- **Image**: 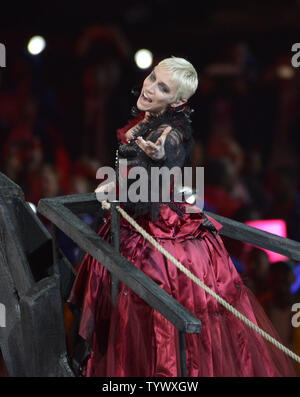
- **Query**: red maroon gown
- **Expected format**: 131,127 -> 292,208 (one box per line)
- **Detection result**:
68,112 -> 296,377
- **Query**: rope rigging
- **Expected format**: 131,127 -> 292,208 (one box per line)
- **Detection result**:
101,200 -> 300,365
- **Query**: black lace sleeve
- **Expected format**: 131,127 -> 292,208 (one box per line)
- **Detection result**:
146,125 -> 186,169
117,108 -> 194,220
163,128 -> 186,169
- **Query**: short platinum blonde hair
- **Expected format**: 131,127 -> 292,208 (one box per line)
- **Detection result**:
157,56 -> 198,101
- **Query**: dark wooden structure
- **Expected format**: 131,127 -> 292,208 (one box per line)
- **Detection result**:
1,171 -> 300,376
37,191 -> 300,376
38,194 -> 202,376
0,173 -> 74,376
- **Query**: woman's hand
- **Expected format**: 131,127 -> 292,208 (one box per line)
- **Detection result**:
135,126 -> 171,160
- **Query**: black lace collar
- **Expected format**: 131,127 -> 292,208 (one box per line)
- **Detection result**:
129,104 -> 194,144
131,104 -> 194,123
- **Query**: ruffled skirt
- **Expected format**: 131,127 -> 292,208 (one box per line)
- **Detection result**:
68,204 -> 296,377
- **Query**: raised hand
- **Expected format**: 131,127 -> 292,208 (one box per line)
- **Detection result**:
135,126 -> 171,160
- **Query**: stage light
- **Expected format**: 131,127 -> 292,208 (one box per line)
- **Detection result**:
186,194 -> 196,205
134,49 -> 153,69
27,36 -> 46,55
245,219 -> 288,263
179,186 -> 193,195
179,186 -> 196,205
277,65 -> 295,79
291,263 -> 300,294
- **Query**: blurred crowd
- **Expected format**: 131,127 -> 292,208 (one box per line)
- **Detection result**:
1,26 -> 300,374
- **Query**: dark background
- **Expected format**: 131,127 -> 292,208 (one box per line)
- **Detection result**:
1,1 -> 300,366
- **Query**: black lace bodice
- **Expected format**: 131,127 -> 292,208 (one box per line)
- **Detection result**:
115,106 -> 195,221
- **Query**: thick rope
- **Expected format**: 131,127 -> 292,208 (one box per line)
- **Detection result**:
105,202 -> 300,365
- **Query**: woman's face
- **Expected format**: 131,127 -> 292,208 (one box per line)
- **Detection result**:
137,64 -> 183,114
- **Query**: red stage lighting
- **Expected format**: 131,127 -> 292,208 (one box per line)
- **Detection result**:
245,219 -> 288,263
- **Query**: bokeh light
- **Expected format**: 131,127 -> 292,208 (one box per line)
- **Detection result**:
134,49 -> 153,69
27,36 -> 46,55
245,219 -> 288,263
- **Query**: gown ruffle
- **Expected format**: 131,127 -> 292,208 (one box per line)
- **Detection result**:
68,203 -> 296,377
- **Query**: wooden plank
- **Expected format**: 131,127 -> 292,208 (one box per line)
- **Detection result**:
38,198 -> 202,334
207,211 -> 300,261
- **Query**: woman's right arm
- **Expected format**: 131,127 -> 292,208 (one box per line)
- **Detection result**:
135,126 -> 172,160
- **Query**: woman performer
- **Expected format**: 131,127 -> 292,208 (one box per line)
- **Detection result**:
68,57 -> 296,377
